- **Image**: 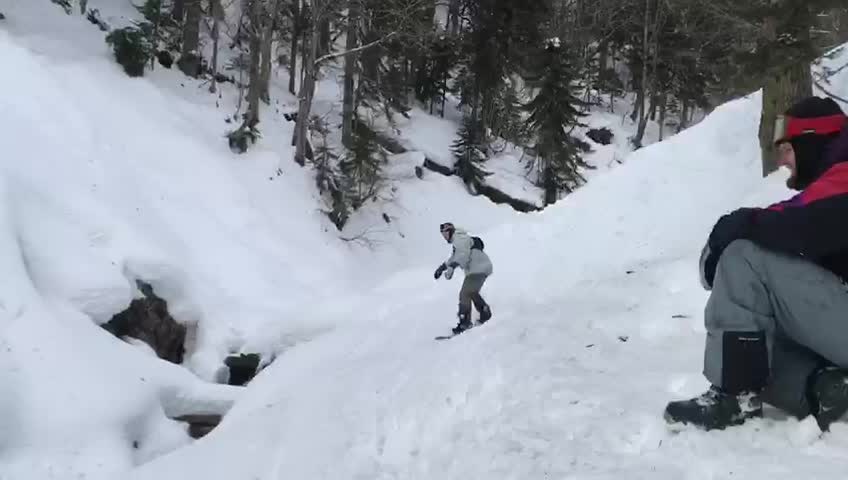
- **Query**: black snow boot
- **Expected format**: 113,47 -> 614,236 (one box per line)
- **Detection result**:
664,385 -> 763,431
478,303 -> 492,323
452,307 -> 473,335
808,367 -> 848,432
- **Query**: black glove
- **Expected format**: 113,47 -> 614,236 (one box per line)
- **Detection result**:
434,263 -> 447,279
701,208 -> 757,289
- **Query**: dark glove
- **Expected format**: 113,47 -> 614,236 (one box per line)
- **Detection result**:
701,208 -> 757,289
434,263 -> 447,279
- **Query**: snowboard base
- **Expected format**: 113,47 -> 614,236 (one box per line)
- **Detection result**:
435,321 -> 486,340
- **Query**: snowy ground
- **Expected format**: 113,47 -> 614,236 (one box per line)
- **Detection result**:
3,1 -> 848,479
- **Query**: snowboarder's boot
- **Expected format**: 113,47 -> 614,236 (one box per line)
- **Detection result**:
478,303 -> 492,324
809,367 -> 848,432
471,295 -> 491,324
452,307 -> 473,335
664,385 -> 762,430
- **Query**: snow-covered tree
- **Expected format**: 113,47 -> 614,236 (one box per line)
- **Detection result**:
523,38 -> 590,205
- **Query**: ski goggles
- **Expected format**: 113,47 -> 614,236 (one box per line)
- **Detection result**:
773,113 -> 847,144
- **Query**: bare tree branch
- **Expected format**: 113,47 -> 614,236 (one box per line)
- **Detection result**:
314,31 -> 398,66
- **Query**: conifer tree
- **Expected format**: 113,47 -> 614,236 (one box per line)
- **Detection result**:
451,116 -> 491,193
340,125 -> 387,210
523,38 -> 590,205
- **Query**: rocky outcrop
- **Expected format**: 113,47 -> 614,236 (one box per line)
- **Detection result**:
587,127 -> 614,146
224,353 -> 262,386
102,280 -> 186,364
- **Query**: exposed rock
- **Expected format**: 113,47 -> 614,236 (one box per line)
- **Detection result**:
224,353 -> 261,386
473,182 -> 541,213
102,280 -> 186,364
587,127 -> 614,146
173,414 -> 222,439
156,50 -> 174,69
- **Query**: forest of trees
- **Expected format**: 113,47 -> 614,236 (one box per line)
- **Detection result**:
89,0 -> 848,225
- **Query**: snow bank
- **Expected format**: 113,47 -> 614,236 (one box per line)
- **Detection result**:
0,0 -> 353,475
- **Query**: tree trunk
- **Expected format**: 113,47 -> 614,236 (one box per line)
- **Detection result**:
178,0 -> 201,77
300,24 -> 309,88
678,100 -> 689,133
259,6 -> 276,104
341,0 -> 359,148
649,93 -> 659,121
243,0 -> 265,129
172,0 -> 185,22
319,17 -> 332,57
288,0 -> 301,95
759,64 -> 812,176
294,3 -> 321,166
150,0 -> 162,70
209,0 -> 222,93
598,39 -> 608,70
658,93 -> 667,141
837,8 -> 848,44
633,0 -> 656,147
441,68 -> 448,118
448,0 -> 460,36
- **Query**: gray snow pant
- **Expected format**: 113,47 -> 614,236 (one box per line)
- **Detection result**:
704,239 -> 848,417
459,274 -> 489,315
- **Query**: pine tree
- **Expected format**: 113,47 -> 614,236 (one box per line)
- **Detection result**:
340,125 -> 387,211
523,38 -> 590,206
451,116 -> 491,193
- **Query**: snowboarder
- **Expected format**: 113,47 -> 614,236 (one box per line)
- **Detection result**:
664,96 -> 848,432
434,222 -> 493,334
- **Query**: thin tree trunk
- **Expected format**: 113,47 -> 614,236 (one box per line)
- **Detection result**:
300,25 -> 309,88
288,0 -> 301,95
649,93 -> 659,121
178,0 -> 201,77
243,0 -> 264,129
319,17 -> 332,56
634,0 -> 657,147
836,8 -> 848,44
658,92 -> 667,141
448,0 -> 460,36
678,100 -> 689,133
441,68 -> 448,118
341,0 -> 359,148
209,0 -> 222,93
259,5 -> 276,104
294,2 -> 321,166
172,0 -> 185,22
150,0 -> 162,70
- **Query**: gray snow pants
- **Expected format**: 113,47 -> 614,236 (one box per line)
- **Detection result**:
704,239 -> 848,417
459,274 -> 489,314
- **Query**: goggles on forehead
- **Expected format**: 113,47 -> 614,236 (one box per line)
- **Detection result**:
773,114 -> 847,144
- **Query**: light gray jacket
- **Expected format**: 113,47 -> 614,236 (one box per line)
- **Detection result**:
446,228 -> 493,276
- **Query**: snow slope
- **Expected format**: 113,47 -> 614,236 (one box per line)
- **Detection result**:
130,85 -> 848,480
4,1 -> 848,479
0,1 -> 357,477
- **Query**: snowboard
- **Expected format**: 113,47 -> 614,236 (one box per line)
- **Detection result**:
434,321 -> 486,340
